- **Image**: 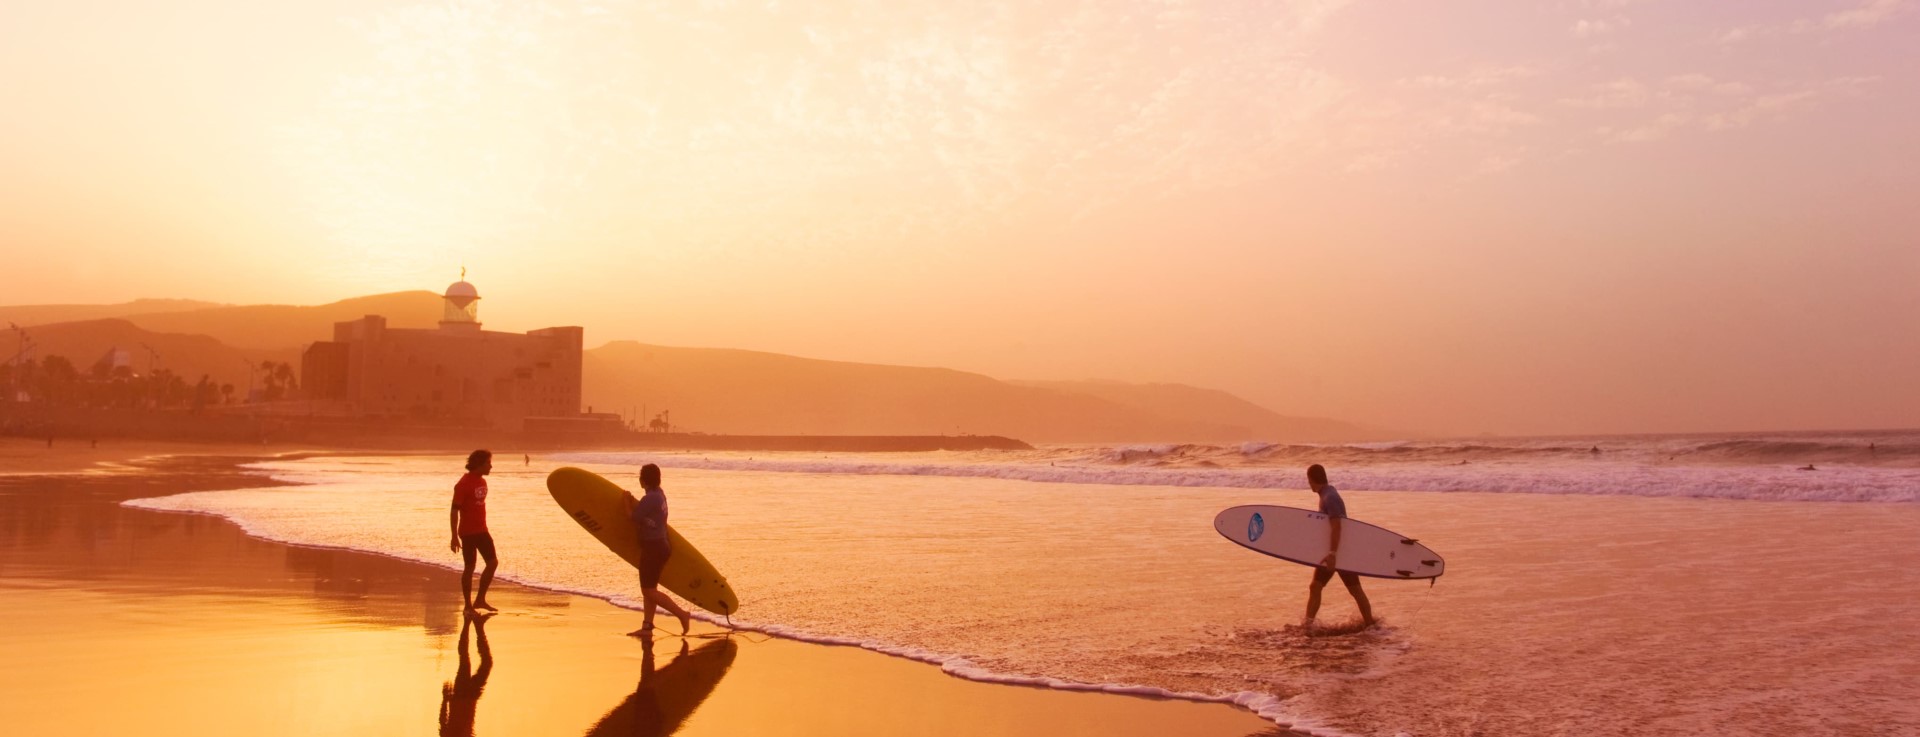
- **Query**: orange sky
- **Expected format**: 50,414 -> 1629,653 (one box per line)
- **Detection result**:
2,0 -> 1916,436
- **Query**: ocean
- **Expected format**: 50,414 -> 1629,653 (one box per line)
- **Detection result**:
126,430 -> 1920,736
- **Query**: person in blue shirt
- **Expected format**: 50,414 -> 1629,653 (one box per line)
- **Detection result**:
1303,463 -> 1375,629
626,463 -> 692,636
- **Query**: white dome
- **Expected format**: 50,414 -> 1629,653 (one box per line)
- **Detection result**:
444,281 -> 480,300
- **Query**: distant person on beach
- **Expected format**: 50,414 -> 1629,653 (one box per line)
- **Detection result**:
450,450 -> 499,616
1303,464 -> 1375,629
625,463 -> 691,636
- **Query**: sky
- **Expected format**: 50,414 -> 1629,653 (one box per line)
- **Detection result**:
1,0 -> 1916,437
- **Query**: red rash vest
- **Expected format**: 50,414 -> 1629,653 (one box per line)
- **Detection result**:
452,472 -> 489,535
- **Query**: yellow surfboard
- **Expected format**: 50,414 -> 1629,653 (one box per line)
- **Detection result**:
546,467 -> 740,616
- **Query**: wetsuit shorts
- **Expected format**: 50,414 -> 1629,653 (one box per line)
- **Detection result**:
460,532 -> 497,568
638,537 -> 671,590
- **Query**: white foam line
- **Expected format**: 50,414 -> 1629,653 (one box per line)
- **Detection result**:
119,492 -> 1355,737
553,452 -> 1920,503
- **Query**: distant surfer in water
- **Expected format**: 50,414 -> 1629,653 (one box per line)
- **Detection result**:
450,450 -> 499,616
626,463 -> 692,636
1303,464 -> 1375,629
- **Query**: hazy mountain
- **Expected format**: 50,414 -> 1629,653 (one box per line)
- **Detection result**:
6,295 -> 1374,443
0,299 -> 225,328
121,291 -> 447,350
5,292 -> 444,352
584,342 -> 1368,443
12,319 -> 298,390
1014,379 -> 1377,442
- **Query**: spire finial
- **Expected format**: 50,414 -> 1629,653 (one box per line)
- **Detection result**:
460,265 -> 467,281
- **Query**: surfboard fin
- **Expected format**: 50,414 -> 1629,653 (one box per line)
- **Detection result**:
1422,560 -> 1439,566
1400,538 -> 1418,545
1396,570 -> 1413,577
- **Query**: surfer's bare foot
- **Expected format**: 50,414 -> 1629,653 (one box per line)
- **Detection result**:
677,611 -> 691,634
627,626 -> 653,637
472,600 -> 497,612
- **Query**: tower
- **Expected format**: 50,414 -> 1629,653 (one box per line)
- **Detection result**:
441,268 -> 482,334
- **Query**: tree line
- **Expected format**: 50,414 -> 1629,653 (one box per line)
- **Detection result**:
0,355 -> 300,411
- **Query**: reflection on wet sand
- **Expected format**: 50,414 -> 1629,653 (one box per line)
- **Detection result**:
585,635 -> 739,737
439,615 -> 495,737
0,457 -> 552,634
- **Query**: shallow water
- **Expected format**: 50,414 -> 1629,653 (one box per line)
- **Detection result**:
128,452 -> 1920,736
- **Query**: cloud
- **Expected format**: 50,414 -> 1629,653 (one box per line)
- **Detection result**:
1572,16 -> 1630,38
1400,65 -> 1539,90
1472,151 -> 1524,176
1713,25 -> 1763,44
1663,74 -> 1751,96
1824,0 -> 1905,29
1586,75 -> 1864,143
1700,91 -> 1817,131
1606,113 -> 1691,143
1465,102 -> 1544,133
277,0 -> 1365,254
1715,0 -> 1907,43
1560,78 -> 1650,109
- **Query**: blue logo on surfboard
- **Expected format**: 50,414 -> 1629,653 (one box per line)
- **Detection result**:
1248,512 -> 1264,542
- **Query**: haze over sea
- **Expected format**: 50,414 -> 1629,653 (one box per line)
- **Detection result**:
127,430 -> 1920,736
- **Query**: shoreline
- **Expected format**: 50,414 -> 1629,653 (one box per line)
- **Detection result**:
0,448 -> 1290,737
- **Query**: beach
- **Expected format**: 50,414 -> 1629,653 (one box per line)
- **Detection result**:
114,439 -> 1920,737
0,448 -> 1279,737
9,437 -> 1919,736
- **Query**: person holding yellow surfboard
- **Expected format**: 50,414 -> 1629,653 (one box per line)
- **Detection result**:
625,463 -> 692,636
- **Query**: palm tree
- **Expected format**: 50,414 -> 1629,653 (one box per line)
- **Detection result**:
272,362 -> 298,393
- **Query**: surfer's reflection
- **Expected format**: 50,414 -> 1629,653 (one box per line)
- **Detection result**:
439,615 -> 494,737
584,633 -> 738,737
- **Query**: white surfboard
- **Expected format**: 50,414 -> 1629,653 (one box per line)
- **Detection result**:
1214,505 -> 1445,580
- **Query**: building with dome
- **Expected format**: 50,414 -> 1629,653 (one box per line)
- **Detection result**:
300,277 -> 588,430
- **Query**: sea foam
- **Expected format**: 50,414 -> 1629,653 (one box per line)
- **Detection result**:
554,450 -> 1920,503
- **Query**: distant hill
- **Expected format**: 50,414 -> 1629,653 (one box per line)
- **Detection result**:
0,299 -> 225,328
3,292 -> 444,352
15,319 -> 299,390
122,291 -> 446,350
1014,380 -> 1376,443
6,294 -> 1376,443
584,342 -> 1370,443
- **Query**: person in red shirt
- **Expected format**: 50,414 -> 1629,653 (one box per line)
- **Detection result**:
450,449 -> 499,615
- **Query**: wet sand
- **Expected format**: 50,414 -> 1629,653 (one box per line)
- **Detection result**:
0,437 -> 309,474
0,452 -> 1282,737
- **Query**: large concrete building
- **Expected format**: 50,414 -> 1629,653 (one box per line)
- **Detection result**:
301,279 -> 587,430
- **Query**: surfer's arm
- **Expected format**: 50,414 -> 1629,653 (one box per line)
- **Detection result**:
1322,517 -> 1343,565
634,493 -> 663,533
449,503 -> 462,551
